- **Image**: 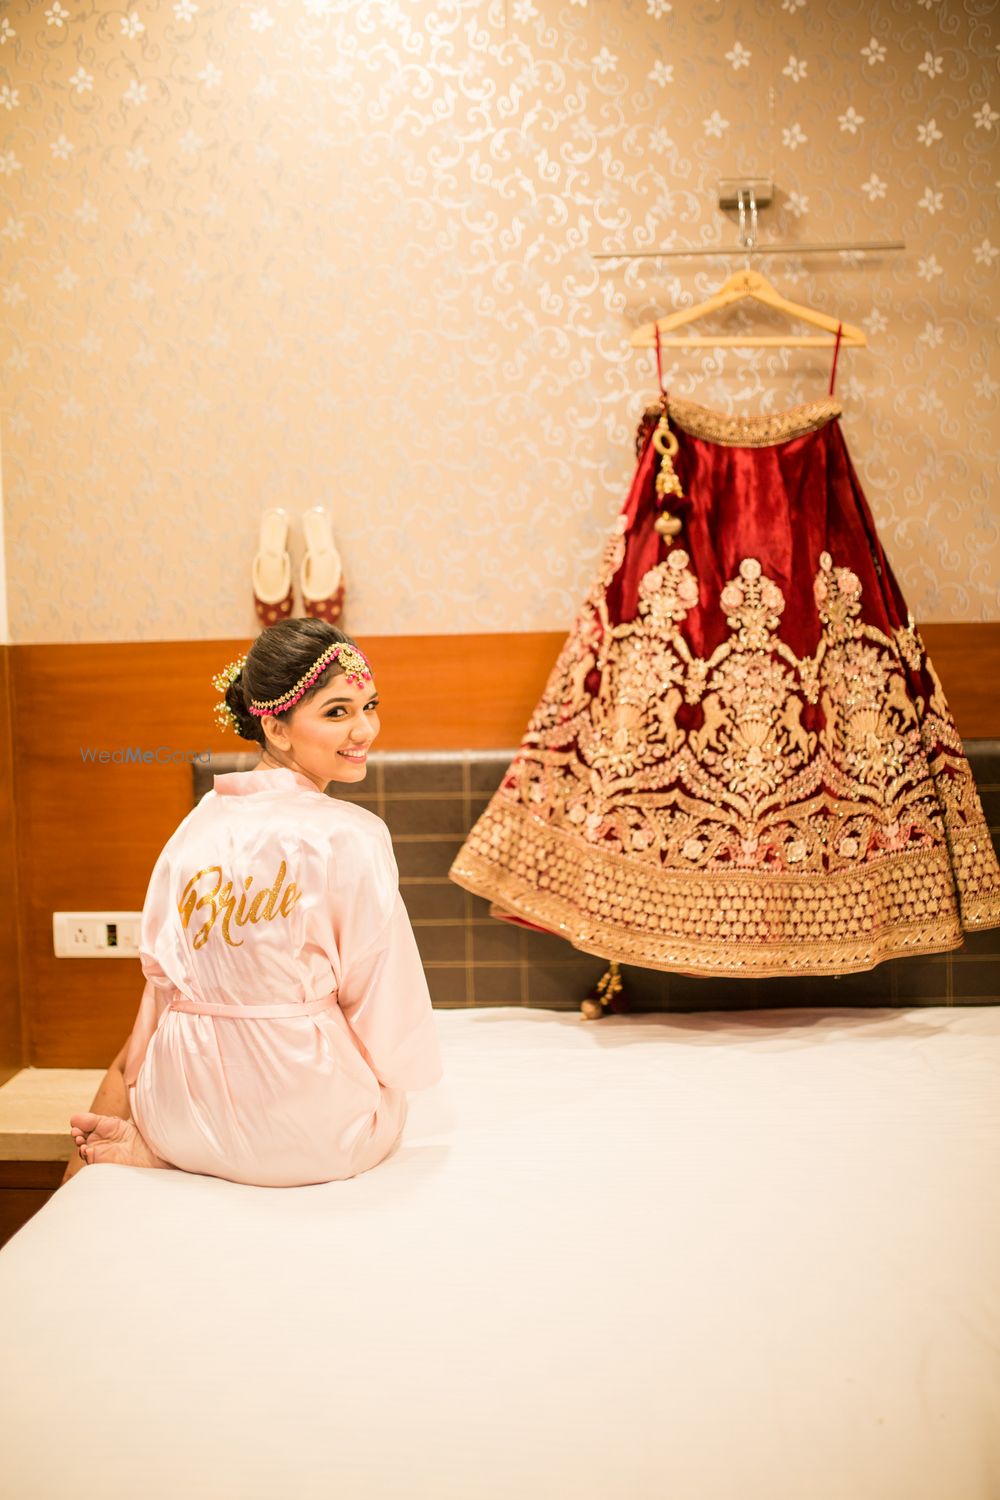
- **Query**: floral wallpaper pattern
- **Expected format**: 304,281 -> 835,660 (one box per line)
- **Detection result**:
0,0 -> 997,642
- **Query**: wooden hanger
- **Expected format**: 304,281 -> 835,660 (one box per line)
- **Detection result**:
630,268 -> 867,350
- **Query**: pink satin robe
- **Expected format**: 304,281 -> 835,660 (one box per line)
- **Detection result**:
121,766 -> 443,1187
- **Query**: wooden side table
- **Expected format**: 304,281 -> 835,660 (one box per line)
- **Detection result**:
0,1069 -> 104,1249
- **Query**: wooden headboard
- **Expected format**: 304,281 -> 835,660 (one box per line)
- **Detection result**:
4,630 -> 999,1071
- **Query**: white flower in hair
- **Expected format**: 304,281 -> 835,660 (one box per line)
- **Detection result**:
212,655 -> 248,734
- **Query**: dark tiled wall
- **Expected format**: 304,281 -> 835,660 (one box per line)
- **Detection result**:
196,745 -> 1000,1011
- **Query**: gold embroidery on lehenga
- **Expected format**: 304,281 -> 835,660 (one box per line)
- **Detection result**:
451,541 -> 1000,976
641,397 -> 843,448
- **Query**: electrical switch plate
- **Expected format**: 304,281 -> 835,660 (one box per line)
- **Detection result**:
52,912 -> 143,958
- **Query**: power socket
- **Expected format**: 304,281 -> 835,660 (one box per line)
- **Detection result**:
52,912 -> 143,958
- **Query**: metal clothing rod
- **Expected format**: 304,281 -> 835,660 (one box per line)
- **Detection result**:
592,240 -> 906,262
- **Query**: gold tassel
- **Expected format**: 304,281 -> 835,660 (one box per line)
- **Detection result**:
652,403 -> 684,541
581,960 -> 625,1020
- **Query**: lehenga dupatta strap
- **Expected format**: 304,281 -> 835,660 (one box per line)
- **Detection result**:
829,321 -> 843,396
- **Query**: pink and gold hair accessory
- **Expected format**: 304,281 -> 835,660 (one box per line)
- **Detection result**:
248,641 -> 372,718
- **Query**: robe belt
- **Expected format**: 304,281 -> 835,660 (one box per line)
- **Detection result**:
167,991 -> 338,1020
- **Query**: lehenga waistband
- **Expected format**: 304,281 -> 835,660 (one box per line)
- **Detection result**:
168,992 -> 338,1019
642,396 -> 842,447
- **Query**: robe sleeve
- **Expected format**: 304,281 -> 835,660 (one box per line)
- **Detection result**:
329,819 -> 443,1093
122,849 -> 182,1089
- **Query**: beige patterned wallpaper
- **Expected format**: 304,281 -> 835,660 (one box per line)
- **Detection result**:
0,0 -> 997,643
0,427 -> 8,643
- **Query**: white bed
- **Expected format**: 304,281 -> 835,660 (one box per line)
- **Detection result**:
2,1004 -> 999,1500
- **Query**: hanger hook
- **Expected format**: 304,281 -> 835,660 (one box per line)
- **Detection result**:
736,188 -> 758,269
743,187 -> 758,269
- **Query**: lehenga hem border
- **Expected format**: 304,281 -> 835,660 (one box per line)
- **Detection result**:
450,854 -> 971,977
450,767 -> 1000,981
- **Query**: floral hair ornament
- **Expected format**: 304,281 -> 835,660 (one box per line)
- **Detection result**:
211,654 -> 248,734
249,641 -> 372,718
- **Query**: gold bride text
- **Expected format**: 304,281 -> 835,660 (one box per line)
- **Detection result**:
177,861 -> 302,949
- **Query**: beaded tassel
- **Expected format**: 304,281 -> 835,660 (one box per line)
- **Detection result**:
652,398 -> 684,542
580,960 -> 629,1020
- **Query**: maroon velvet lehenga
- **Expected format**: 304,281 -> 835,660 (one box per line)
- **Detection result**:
449,380 -> 1000,979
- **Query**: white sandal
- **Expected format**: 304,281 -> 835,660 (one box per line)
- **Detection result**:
252,508 -> 293,626
301,506 -> 345,623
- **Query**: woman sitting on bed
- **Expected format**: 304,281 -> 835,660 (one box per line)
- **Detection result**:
64,620 -> 443,1189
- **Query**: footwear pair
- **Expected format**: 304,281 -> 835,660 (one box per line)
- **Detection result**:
252,507 -> 345,627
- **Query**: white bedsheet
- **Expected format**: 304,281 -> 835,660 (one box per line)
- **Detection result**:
1,1004 -> 999,1500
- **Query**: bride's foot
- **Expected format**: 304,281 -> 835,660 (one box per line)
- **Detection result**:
69,1112 -> 172,1170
